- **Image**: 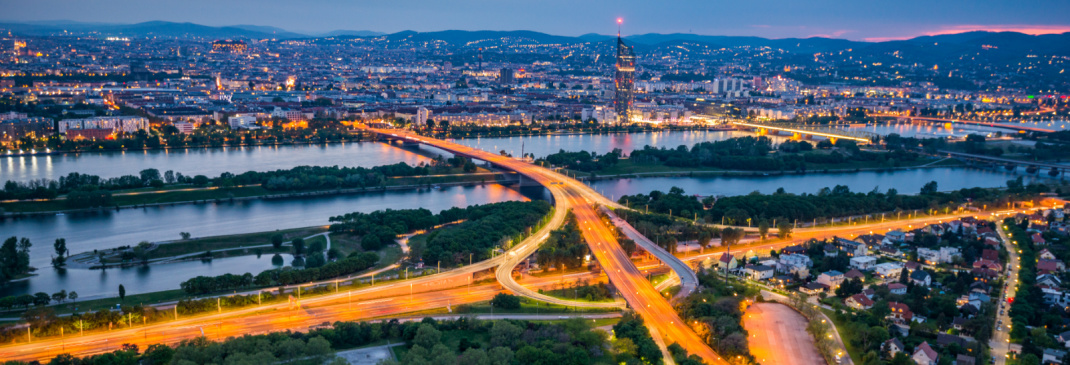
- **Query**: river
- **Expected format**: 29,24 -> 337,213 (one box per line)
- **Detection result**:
586,167 -> 1043,199
0,184 -> 549,299
2,130 -> 777,183
0,130 -> 1050,299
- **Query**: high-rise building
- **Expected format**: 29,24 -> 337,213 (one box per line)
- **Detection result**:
415,107 -> 431,126
614,36 -> 636,124
498,68 -> 515,85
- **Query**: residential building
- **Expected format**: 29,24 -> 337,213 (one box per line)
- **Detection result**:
912,341 -> 938,365
874,262 -> 905,279
817,270 -> 845,289
849,255 -> 878,271
846,293 -> 874,310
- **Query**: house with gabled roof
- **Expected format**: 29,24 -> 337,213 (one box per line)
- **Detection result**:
912,341 -> 938,365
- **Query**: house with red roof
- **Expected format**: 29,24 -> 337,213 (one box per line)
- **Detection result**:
912,341 -> 939,365
846,293 -> 874,310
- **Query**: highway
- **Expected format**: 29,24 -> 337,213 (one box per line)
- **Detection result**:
5,126 -> 1052,364
371,128 -> 730,364
0,269 -> 627,362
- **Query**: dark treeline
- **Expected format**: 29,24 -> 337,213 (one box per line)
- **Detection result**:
330,208 -> 438,251
179,252 -> 378,295
418,201 -> 552,267
678,268 -> 758,364
615,207 -> 720,254
12,316 -> 623,365
612,313 -> 664,365
628,137 -> 922,171
537,149 -> 621,172
538,136 -> 924,173
535,212 -> 588,271
620,178 -> 1050,227
222,163 -> 433,191
328,201 -> 552,267
0,236 -> 33,286
1,162 -> 436,206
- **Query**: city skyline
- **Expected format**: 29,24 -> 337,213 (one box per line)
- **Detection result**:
1,0 -> 1069,41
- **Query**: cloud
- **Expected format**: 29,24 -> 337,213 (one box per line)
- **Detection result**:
808,30 -> 852,38
865,24 -> 1070,42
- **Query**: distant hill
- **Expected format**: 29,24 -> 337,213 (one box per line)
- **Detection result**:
318,30 -> 385,37
381,30 -> 583,47
1,21 -> 1067,57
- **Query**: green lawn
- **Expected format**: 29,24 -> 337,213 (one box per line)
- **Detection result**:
329,233 -> 406,269
75,226 -> 327,265
820,308 -> 863,365
0,289 -> 191,317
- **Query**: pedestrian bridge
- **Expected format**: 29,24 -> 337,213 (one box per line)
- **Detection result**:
731,121 -> 877,145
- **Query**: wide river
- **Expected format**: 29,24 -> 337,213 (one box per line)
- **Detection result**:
0,130 -> 1055,298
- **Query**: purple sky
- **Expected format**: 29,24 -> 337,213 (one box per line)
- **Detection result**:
2,0 -> 1068,41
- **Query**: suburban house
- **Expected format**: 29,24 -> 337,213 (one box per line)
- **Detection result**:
844,269 -> 865,282
874,262 -> 904,278
912,341 -> 938,365
888,302 -> 914,324
849,255 -> 878,271
1043,348 -> 1067,365
835,237 -> 868,257
883,338 -> 905,357
817,270 -> 846,289
910,270 -> 932,287
888,283 -> 908,295
845,293 -> 874,310
716,253 -> 739,271
917,247 -> 962,265
776,253 -> 813,278
800,282 -> 829,295
745,265 -> 775,281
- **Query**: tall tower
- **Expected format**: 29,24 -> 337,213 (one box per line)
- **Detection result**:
614,19 -> 635,124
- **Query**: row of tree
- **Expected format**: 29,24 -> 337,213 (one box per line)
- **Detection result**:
178,252 -> 378,295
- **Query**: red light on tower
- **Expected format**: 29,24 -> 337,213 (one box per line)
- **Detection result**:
617,18 -> 623,25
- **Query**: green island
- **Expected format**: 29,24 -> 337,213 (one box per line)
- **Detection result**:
0,157 -> 501,214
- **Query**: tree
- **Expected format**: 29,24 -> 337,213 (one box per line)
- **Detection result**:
180,232 -> 191,240
413,324 -> 443,349
292,238 -> 306,256
271,234 -> 284,249
68,291 -> 78,304
192,175 -> 210,187
758,221 -> 770,240
52,238 -> 67,267
139,168 -> 161,184
33,292 -> 51,306
490,293 -> 521,310
777,221 -> 793,239
920,181 -> 938,195
118,284 -> 126,301
51,290 -> 67,304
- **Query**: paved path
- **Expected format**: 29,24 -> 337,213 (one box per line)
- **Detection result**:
743,303 -> 824,365
990,222 -> 1021,365
336,343 -> 402,365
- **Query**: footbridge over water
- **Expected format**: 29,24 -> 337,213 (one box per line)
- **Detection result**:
732,121 -> 877,145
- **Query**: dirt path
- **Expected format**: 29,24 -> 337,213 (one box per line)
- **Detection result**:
743,302 -> 825,365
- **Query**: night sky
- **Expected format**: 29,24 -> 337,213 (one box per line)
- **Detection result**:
2,0 -> 1068,41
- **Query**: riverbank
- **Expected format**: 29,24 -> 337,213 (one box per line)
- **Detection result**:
0,171 -> 509,216
65,226 -> 330,269
564,157 -> 966,182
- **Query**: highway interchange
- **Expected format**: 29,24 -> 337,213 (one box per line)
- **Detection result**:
0,127 -> 1050,364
